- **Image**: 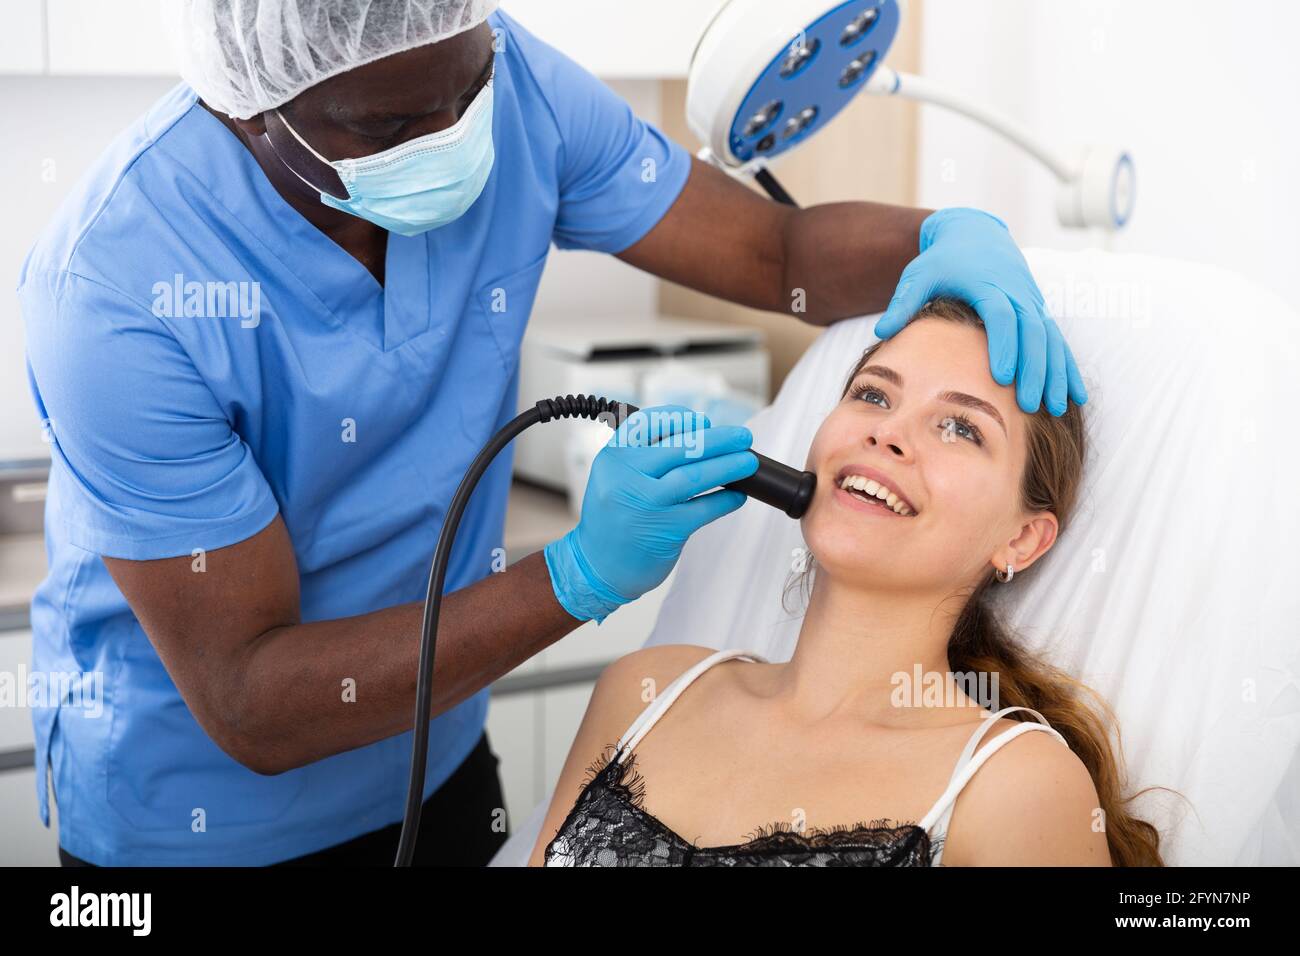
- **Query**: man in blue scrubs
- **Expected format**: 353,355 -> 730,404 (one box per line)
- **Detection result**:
17,1 -> 1086,866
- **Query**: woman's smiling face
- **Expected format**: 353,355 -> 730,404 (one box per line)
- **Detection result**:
801,316 -> 1058,593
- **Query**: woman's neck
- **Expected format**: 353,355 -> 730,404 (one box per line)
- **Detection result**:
767,572 -> 969,728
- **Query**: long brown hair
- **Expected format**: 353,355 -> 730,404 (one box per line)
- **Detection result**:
792,297 -> 1170,866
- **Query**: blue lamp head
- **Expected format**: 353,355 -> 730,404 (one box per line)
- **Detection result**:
688,0 -> 901,168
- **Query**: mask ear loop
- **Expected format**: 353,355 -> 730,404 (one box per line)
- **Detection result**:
262,108 -> 351,199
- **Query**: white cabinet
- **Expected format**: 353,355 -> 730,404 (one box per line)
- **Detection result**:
0,628 -> 56,866
0,0 -> 44,74
47,0 -> 181,76
484,690 -> 542,833
0,767 -> 59,866
16,0 -> 715,78
0,629 -> 34,752
500,0 -> 719,78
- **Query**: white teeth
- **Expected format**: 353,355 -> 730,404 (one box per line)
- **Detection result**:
838,474 -> 915,516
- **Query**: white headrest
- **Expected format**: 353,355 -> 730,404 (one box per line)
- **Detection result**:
645,248 -> 1300,865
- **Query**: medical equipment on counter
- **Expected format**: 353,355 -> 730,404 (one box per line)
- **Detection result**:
491,248 -> 1300,866
687,0 -> 1135,231
514,314 -> 769,496
396,395 -> 817,865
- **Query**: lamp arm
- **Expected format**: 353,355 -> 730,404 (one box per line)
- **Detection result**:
865,65 -> 1077,183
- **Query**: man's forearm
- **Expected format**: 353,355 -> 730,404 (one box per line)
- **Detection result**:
615,158 -> 929,324
231,550 -> 579,774
782,200 -> 931,325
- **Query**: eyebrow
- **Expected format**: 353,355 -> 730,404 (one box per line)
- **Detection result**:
856,364 -> 1007,437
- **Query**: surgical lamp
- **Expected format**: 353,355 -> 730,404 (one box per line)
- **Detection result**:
687,0 -> 1135,231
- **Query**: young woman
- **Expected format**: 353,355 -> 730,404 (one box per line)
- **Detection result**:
529,298 -> 1164,867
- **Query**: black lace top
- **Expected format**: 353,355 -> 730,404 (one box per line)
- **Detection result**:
543,747 -> 944,867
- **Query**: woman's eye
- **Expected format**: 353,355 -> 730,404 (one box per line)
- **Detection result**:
939,416 -> 983,446
851,384 -> 887,406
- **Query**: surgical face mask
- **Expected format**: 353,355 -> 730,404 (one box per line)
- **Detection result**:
272,73 -> 495,236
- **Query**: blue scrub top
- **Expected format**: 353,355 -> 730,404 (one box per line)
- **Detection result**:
16,10 -> 691,866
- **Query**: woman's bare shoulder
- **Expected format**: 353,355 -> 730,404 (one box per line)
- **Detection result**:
593,644 -> 725,716
945,718 -> 1110,865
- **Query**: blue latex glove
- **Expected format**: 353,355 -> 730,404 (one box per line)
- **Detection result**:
876,207 -> 1088,416
544,405 -> 758,624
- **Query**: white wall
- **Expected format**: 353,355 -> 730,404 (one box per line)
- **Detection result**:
0,76 -> 665,461
0,77 -> 178,461
916,0 -> 1300,312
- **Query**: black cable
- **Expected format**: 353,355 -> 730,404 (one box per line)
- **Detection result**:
753,166 -> 799,207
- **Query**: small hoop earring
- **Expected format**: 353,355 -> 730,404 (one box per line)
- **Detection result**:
995,562 -> 1015,584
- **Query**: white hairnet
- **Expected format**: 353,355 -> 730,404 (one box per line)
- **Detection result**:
180,0 -> 500,119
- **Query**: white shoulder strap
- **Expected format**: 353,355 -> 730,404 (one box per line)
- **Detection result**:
614,648 -> 768,761
920,706 -> 1069,854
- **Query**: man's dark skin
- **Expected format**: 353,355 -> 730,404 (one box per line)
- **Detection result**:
104,23 -> 931,775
